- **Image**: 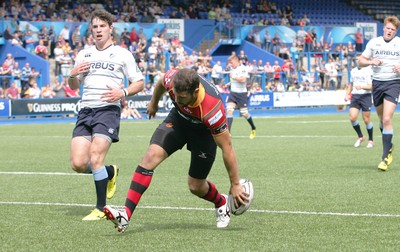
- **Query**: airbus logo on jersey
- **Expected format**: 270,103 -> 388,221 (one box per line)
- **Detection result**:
90,62 -> 115,71
374,50 -> 400,56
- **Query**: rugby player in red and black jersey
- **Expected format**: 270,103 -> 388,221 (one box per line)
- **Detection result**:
104,68 -> 249,232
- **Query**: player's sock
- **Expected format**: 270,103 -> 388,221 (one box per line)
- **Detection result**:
352,120 -> 363,137
227,117 -> 233,132
366,122 -> 373,141
379,122 -> 383,133
92,166 -> 108,211
246,115 -> 256,130
201,181 -> 226,208
124,165 -> 154,219
105,165 -> 115,180
382,130 -> 393,159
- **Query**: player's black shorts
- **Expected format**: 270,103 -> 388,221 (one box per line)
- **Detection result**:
72,105 -> 121,142
150,108 -> 217,179
372,79 -> 400,107
227,92 -> 248,108
350,93 -> 372,112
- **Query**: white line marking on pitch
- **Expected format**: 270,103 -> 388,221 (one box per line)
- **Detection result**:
0,201 -> 399,218
0,172 -> 89,176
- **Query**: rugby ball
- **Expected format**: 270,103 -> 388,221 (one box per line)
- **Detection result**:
228,178 -> 254,215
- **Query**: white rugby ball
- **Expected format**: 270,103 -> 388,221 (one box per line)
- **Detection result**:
228,178 -> 254,215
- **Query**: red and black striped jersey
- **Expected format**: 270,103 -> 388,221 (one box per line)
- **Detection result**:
162,68 -> 228,136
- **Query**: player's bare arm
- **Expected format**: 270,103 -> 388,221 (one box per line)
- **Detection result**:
68,61 -> 90,90
147,78 -> 166,119
102,80 -> 144,103
213,131 -> 249,207
357,55 -> 382,68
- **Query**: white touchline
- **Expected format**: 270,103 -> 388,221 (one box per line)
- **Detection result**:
0,201 -> 399,218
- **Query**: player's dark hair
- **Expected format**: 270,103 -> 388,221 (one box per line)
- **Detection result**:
173,68 -> 199,93
90,9 -> 114,26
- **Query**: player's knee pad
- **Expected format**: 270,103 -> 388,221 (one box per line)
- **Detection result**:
239,107 -> 249,116
226,106 -> 235,113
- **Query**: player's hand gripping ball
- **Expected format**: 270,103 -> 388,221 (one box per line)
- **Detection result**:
228,179 -> 254,215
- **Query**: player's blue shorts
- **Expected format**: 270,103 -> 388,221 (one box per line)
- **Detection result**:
372,79 -> 400,107
150,108 -> 217,179
72,105 -> 121,143
227,91 -> 248,108
350,93 -> 372,112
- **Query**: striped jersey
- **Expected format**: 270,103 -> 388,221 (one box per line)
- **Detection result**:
350,66 -> 373,94
163,68 -> 228,136
74,44 -> 144,108
229,64 -> 248,93
362,36 -> 400,81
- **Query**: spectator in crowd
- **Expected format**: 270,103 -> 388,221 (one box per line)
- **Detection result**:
263,61 -> 274,86
211,60 -> 223,85
355,28 -> 363,52
4,26 -> 14,41
60,50 -> 73,84
263,29 -> 272,53
325,58 -> 338,90
54,41 -> 64,77
64,83 -> 80,97
59,24 -> 70,45
27,82 -> 41,99
34,39 -> 49,60
129,27 -> 139,44
121,103 -> 143,120
20,62 -> 33,97
12,61 -> 22,89
11,31 -> 23,47
7,81 -> 20,99
1,61 -> 13,93
271,33 -> 281,56
120,28 -> 130,46
42,83 -> 57,98
24,30 -> 35,53
71,26 -> 82,50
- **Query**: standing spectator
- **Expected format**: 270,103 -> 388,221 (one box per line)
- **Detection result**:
264,61 -> 274,86
59,24 -> 70,45
355,28 -> 363,52
263,29 -> 272,53
54,42 -> 64,77
24,30 -> 35,53
325,58 -> 338,90
273,60 -> 282,85
71,26 -> 82,50
129,27 -> 139,44
20,62 -> 32,97
211,60 -> 223,85
271,33 -> 281,56
48,24 -> 57,59
12,61 -> 22,89
34,39 -> 49,60
60,50 -> 72,84
120,28 -> 130,46
357,16 -> 400,171
1,62 -> 12,93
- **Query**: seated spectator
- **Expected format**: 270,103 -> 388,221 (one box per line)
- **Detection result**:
42,83 -> 56,98
250,82 -> 263,93
7,81 -> 20,99
64,83 -> 80,97
27,82 -> 41,99
121,104 -> 143,120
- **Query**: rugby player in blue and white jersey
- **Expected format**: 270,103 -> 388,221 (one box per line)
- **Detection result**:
226,55 -> 257,139
358,15 -> 400,171
68,9 -> 144,220
344,64 -> 374,148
